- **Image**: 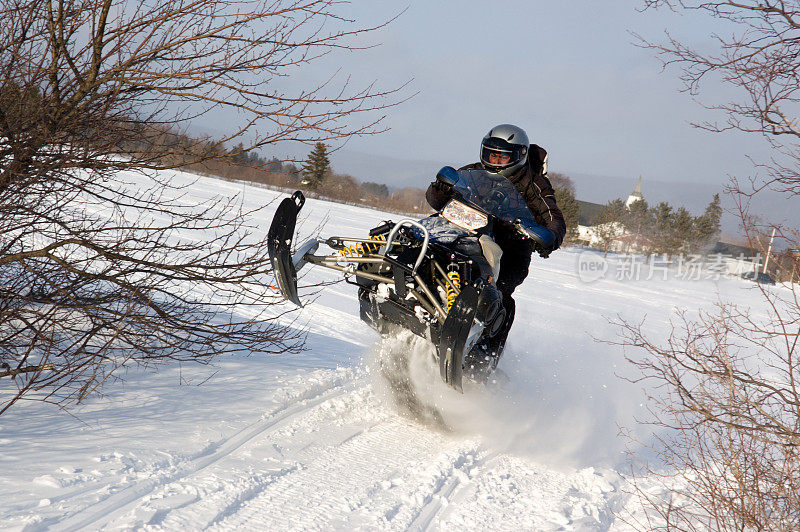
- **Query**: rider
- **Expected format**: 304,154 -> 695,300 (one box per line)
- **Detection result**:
425,124 -> 566,363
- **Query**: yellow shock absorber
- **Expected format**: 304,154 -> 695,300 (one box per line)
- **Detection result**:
338,233 -> 387,258
338,244 -> 355,258
445,269 -> 461,313
365,233 -> 386,253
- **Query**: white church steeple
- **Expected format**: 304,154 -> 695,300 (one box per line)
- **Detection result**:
626,176 -> 643,208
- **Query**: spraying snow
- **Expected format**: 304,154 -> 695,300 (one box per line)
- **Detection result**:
369,329 -> 651,471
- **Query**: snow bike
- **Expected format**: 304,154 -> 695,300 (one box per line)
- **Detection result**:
267,166 -> 554,392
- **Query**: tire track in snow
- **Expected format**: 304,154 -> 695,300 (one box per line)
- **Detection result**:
50,374 -> 363,532
205,421 -> 483,531
154,385 -> 386,530
143,464 -> 302,530
407,449 -> 501,531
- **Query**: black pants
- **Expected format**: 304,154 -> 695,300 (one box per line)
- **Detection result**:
487,239 -> 533,356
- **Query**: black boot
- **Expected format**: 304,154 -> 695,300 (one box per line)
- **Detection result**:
475,282 -> 506,337
484,297 -> 515,360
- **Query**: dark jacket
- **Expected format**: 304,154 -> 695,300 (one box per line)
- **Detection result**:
425,144 -> 566,252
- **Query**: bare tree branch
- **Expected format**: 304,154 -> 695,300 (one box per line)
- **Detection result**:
0,0 -> 406,413
638,1 -> 800,195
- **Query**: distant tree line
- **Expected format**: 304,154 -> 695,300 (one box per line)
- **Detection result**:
591,194 -> 722,256
199,145 -> 588,237
120,126 -> 590,234
180,140 -> 430,214
120,127 -> 731,257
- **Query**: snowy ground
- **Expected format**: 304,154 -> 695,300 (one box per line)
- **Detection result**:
0,170 -> 778,530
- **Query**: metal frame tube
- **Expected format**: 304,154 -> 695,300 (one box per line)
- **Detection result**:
305,255 -> 394,284
327,236 -> 388,244
305,253 -> 446,321
383,220 -> 430,274
432,259 -> 461,296
413,272 -> 446,321
408,289 -> 437,319
315,256 -> 386,264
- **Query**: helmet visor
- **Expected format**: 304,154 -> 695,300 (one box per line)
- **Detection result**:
480,138 -> 525,171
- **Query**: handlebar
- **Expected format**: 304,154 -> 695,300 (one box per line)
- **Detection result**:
514,218 -> 555,250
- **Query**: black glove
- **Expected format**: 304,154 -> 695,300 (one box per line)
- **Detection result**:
431,180 -> 453,196
540,232 -> 563,257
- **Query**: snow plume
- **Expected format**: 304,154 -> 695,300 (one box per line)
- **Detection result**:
368,330 -> 500,431
368,330 -> 651,470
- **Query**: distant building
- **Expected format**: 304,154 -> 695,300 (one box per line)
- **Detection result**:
712,241 -> 757,258
571,180 -> 769,279
577,177 -> 651,253
711,241 -> 762,277
577,200 -> 603,226
625,176 -> 643,208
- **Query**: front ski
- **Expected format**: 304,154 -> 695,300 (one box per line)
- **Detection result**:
267,191 -> 305,306
438,284 -> 480,392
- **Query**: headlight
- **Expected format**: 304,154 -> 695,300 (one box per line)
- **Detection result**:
441,200 -> 488,231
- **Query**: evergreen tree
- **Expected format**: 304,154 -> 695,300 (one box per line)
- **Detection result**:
672,207 -> 695,255
228,143 -> 263,166
362,181 -> 390,197
651,202 -> 674,256
230,142 -> 248,164
247,150 -> 265,166
623,199 -> 651,234
301,142 -> 330,189
266,157 -> 283,172
554,186 -> 580,242
695,193 -> 722,248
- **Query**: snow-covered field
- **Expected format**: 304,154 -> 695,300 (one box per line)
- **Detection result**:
0,170 -> 777,530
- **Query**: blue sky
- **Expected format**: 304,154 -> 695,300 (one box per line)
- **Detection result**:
305,1 -> 777,186
195,1 -> 778,188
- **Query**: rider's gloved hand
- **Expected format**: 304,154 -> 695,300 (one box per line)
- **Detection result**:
537,233 -> 562,258
431,179 -> 454,196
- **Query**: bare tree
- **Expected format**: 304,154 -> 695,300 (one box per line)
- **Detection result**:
615,296 -> 800,530
0,0 -> 404,413
639,0 -> 800,195
616,192 -> 800,531
616,2 -> 800,528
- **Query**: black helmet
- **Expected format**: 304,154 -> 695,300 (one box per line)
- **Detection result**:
480,124 -> 530,177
